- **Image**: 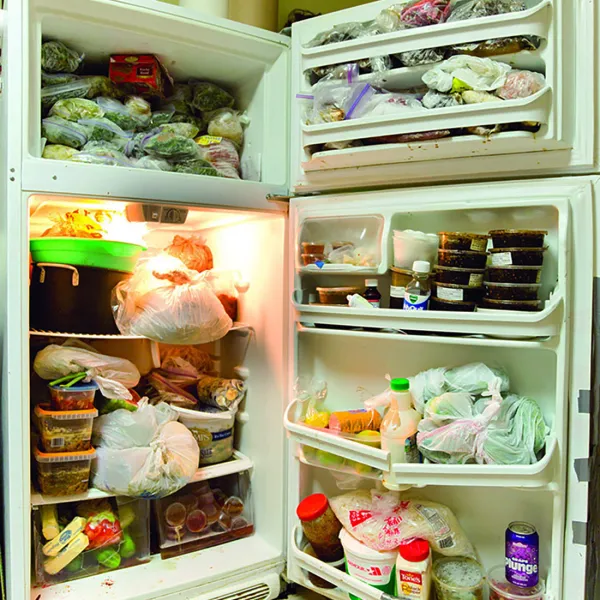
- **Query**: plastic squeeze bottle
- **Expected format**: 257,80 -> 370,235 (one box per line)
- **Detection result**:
403,261 -> 431,311
380,378 -> 421,467
396,538 -> 432,600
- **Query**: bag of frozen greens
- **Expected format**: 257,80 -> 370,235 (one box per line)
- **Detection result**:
49,98 -> 104,122
72,143 -> 132,167
171,159 -> 220,177
206,108 -> 248,147
134,156 -> 172,171
158,122 -> 199,138
41,41 -> 84,73
150,106 -> 176,128
125,96 -> 152,128
42,117 -> 88,149
79,117 -> 132,146
42,144 -> 80,161
141,130 -> 200,160
41,80 -> 92,112
95,97 -> 144,131
41,71 -> 80,86
190,82 -> 235,113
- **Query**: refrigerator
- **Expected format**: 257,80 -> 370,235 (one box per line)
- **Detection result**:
0,0 -> 597,599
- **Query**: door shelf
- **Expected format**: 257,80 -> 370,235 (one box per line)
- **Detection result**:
286,402 -> 558,489
31,450 -> 254,506
300,1 -> 551,69
294,293 -> 564,338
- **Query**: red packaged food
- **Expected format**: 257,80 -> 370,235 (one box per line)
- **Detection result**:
109,55 -> 163,96
77,499 -> 123,550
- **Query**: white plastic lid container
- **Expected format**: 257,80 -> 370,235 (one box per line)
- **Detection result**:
488,565 -> 544,599
393,230 -> 438,270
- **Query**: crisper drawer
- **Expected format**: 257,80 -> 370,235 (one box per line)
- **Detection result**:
291,0 -> 596,192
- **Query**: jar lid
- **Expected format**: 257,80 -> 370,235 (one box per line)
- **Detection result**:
399,538 -> 430,563
296,493 -> 329,522
365,279 -> 378,287
390,378 -> 409,392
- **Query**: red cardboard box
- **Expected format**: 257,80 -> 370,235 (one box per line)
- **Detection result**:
109,54 -> 163,96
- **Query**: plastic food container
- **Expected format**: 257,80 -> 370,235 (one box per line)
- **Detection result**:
481,298 -> 543,312
489,247 -> 547,267
487,266 -> 543,284
484,281 -> 541,301
433,282 -> 483,303
390,267 -> 413,309
316,286 -> 361,305
393,230 -> 438,270
302,253 -> 325,266
439,232 -> 489,252
302,242 -> 325,254
489,230 -> 548,249
303,544 -> 345,589
34,404 -> 98,452
438,249 -> 487,269
431,297 -> 477,312
432,556 -> 485,600
340,528 -> 396,600
435,266 -> 485,287
297,493 -> 343,562
34,447 -> 95,496
173,404 -> 236,466
49,381 -> 98,411
488,565 -> 544,599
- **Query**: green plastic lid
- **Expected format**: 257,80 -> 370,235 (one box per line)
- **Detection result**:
390,378 -> 409,391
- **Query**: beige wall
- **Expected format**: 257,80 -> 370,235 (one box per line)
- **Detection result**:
278,0 -> 373,30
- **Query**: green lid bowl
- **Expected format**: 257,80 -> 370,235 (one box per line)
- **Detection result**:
30,238 -> 146,273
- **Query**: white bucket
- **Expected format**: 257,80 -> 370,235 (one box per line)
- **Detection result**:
339,528 -> 397,598
393,230 -> 438,270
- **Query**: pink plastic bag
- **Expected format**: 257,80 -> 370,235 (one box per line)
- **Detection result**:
401,0 -> 452,27
496,70 -> 546,100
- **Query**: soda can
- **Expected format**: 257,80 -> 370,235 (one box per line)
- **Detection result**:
505,521 -> 539,587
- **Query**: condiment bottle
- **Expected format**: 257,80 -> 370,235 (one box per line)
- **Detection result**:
403,261 -> 431,311
380,378 -> 421,484
363,279 -> 381,308
296,493 -> 343,561
396,538 -> 432,600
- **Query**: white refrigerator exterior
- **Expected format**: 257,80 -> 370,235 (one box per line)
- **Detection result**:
0,0 -> 597,599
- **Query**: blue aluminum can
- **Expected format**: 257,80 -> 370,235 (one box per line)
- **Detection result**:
505,521 -> 539,588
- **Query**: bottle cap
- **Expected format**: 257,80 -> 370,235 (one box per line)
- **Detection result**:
399,538 -> 430,562
365,279 -> 378,287
390,378 -> 409,392
412,260 -> 431,274
296,493 -> 329,522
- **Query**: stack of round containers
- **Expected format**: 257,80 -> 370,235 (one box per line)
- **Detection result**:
483,230 -> 548,312
432,232 -> 489,312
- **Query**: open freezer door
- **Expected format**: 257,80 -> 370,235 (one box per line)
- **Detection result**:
284,176 -> 596,600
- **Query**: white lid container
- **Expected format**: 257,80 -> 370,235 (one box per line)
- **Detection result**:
393,230 -> 438,270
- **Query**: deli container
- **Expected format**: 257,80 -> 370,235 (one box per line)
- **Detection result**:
302,253 -> 325,266
49,381 -> 98,411
34,447 -> 95,496
481,298 -> 543,312
437,249 -> 487,269
433,282 -> 483,303
34,404 -> 98,452
489,230 -> 548,249
316,286 -> 361,305
487,565 -> 544,599
393,230 -> 438,270
302,242 -> 326,254
487,266 -> 543,284
155,473 -> 254,559
484,282 -> 542,301
34,497 -> 151,584
435,266 -> 485,287
430,297 -> 477,312
438,232 -> 489,252
432,557 -> 485,600
488,247 -> 547,267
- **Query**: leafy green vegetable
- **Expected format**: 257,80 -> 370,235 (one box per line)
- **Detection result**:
84,76 -> 118,99
49,98 -> 104,122
41,41 -> 83,73
141,131 -> 200,160
78,117 -> 131,145
190,82 -> 235,112
134,156 -> 172,171
96,547 -> 122,569
119,531 -> 137,559
42,144 -> 80,160
167,83 -> 193,114
41,80 -> 92,111
41,71 -> 80,86
171,113 -> 206,134
159,122 -> 199,138
96,97 -> 146,131
64,554 -> 84,572
172,158 -> 221,176
150,108 -> 175,128
42,117 -> 88,148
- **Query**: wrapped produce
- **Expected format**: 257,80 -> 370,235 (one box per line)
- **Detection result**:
134,156 -> 172,171
41,41 -> 84,73
158,122 -> 199,138
165,235 -> 213,273
72,143 -> 132,167
167,83 -> 193,113
41,72 -> 80,86
196,374 -> 246,411
172,160 -> 220,177
195,136 -> 240,179
42,117 -> 88,149
95,97 -> 145,131
159,345 -> 214,374
141,130 -> 200,161
49,98 -> 104,122
41,80 -> 92,112
396,47 -> 446,67
150,107 -> 176,128
206,109 -> 248,147
190,82 -> 235,113
78,118 -> 131,145
423,55 -> 512,92
447,0 -> 526,22
42,144 -> 80,160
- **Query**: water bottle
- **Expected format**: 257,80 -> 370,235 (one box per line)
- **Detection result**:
403,260 -> 431,311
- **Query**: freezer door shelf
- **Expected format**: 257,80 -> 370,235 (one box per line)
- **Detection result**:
285,402 -> 557,489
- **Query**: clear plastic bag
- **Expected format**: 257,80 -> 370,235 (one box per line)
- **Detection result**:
41,117 -> 88,149
41,80 -> 92,111
330,488 -> 475,556
158,122 -> 199,139
447,0 -> 526,22
42,144 -> 80,160
41,72 -> 80,86
422,89 -> 463,109
166,84 -> 194,114
78,118 -> 132,146
378,0 -> 452,31
196,375 -> 247,411
304,21 -> 379,48
95,97 -> 145,131
450,36 -> 539,58
49,98 -> 104,122
165,234 -> 214,273
33,340 -> 141,401
206,108 -> 249,147
159,345 -> 214,373
41,41 -> 84,73
396,47 -> 446,67
112,255 -> 232,345
134,156 -> 172,171
496,70 -> 546,100
72,143 -> 132,168
195,136 -> 240,179
125,96 -> 152,128
190,82 -> 235,113
91,399 -> 199,498
141,130 -> 201,161
422,55 -> 512,92
293,375 -> 329,427
171,159 -> 221,177
146,370 -> 199,409
150,107 -> 176,128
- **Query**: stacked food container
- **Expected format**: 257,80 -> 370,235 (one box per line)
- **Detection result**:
483,230 -> 548,312
432,232 -> 489,312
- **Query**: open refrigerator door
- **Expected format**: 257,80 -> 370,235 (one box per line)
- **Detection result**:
284,176 -> 597,600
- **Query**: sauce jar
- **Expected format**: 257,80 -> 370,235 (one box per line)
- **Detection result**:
296,493 -> 343,561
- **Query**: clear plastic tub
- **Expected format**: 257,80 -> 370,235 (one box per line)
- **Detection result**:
49,381 -> 98,411
302,242 -> 326,254
34,447 -> 95,496
432,556 -> 485,600
302,253 -> 325,266
393,230 -> 438,270
488,565 -> 544,599
316,286 -> 361,305
34,404 -> 98,452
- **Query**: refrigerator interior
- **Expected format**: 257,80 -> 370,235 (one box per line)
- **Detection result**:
290,0 -> 598,192
27,195 -> 288,599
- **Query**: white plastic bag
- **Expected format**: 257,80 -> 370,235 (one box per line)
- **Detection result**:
330,488 -> 474,556
33,340 -> 141,400
422,55 -> 511,92
92,399 -> 199,498
112,255 -> 232,345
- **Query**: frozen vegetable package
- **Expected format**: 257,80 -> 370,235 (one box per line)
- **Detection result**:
195,136 -> 240,179
42,117 -> 88,149
158,122 -> 199,139
78,118 -> 132,145
141,130 -> 201,161
134,156 -> 172,171
112,255 -> 232,345
190,82 -> 235,113
42,144 -> 80,161
447,0 -> 526,22
49,98 -> 104,122
72,143 -> 133,168
330,488 -> 474,556
41,80 -> 92,112
41,41 -> 84,74
206,109 -> 249,147
95,97 -> 146,131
